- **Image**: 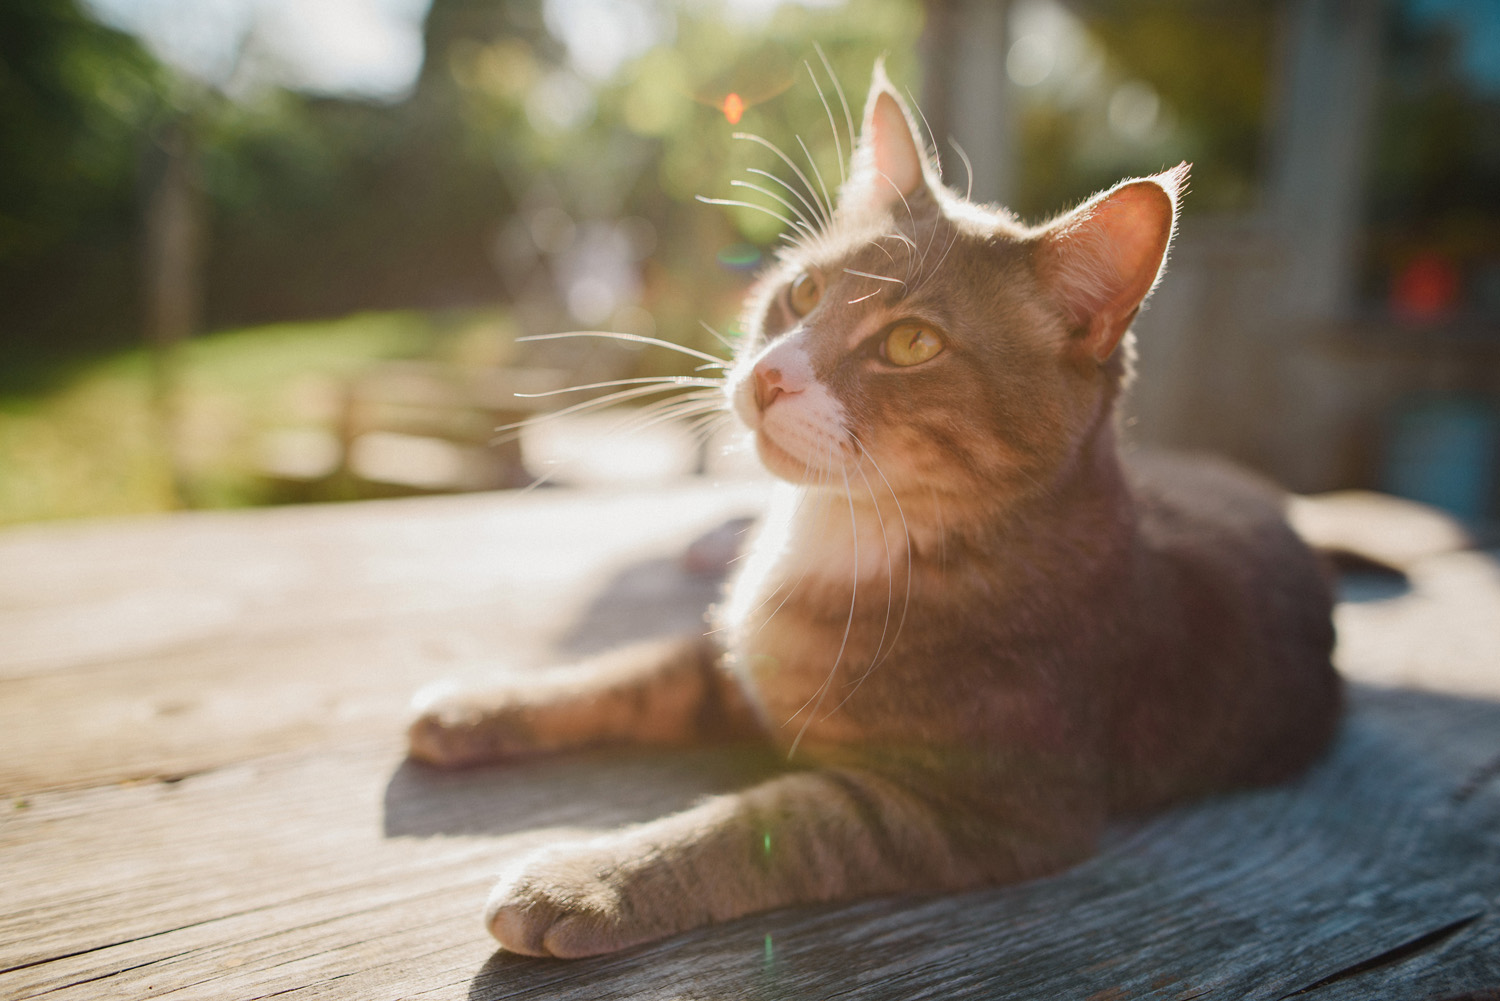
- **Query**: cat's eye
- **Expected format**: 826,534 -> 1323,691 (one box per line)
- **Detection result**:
882,323 -> 945,367
787,271 -> 823,317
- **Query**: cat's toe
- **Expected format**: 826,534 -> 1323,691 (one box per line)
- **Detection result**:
406,685 -> 536,767
487,899 -> 629,959
483,849 -> 647,958
485,895 -> 554,957
483,870 -> 630,960
405,710 -> 468,766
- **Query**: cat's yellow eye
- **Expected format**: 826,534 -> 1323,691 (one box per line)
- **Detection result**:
883,323 -> 944,367
787,271 -> 823,317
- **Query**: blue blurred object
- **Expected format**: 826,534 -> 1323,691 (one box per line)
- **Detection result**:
1383,396 -> 1500,521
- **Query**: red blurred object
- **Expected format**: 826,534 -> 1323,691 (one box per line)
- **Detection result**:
1391,252 -> 1461,323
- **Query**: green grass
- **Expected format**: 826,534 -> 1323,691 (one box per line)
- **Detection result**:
0,309 -> 517,526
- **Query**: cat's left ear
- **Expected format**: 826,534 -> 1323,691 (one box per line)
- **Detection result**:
1034,163 -> 1189,364
840,62 -> 936,217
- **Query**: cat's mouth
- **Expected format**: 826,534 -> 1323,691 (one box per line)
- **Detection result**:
754,429 -> 814,480
753,423 -> 852,482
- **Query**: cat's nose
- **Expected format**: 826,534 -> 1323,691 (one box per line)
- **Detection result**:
753,362 -> 794,412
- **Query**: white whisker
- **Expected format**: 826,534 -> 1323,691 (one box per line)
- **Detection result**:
518,330 -> 727,367
813,44 -> 856,170
950,137 -> 974,201
733,132 -> 831,229
838,435 -> 914,702
914,227 -> 961,296
796,134 -> 835,230
806,57 -> 846,188
697,194 -> 805,237
734,175 -> 820,234
845,268 -> 906,287
829,455 -> 895,715
491,382 -> 707,439
699,322 -> 737,353
514,376 -> 721,399
788,456 -> 860,759
750,449 -> 835,639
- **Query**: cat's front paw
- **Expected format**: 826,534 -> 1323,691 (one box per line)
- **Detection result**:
483,838 -> 695,958
406,681 -> 538,768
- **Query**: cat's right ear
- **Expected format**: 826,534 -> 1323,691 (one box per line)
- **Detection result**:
1034,163 -> 1189,365
839,62 -> 934,217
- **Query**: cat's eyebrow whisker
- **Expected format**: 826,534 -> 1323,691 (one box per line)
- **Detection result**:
795,134 -> 835,232
950,137 -> 975,202
880,172 -> 928,278
881,230 -> 921,285
518,330 -> 727,367
884,232 -> 919,253
844,268 -> 905,287
733,132 -> 831,229
847,290 -> 882,306
913,227 -> 961,297
813,43 -> 856,172
806,57 -> 846,188
697,195 -> 808,240
736,174 -> 820,235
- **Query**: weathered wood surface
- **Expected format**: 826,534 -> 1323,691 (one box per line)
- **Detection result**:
1,482 -> 1497,1000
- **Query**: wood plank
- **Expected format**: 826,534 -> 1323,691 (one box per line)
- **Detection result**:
0,738 -> 780,998
4,687 -> 1496,1000
2,486 -> 1498,999
0,483 -> 767,795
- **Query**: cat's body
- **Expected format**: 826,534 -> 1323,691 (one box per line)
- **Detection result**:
408,66 -> 1341,958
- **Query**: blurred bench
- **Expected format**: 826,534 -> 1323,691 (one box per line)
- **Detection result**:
257,362 -> 573,496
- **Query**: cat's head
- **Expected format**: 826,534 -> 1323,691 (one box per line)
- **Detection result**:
724,64 -> 1185,508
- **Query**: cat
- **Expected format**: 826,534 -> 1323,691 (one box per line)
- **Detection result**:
406,63 -> 1342,959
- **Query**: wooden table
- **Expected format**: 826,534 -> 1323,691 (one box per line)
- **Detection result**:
2,482 -> 1498,1000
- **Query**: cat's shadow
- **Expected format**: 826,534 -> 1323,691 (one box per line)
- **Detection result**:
550,553 -> 728,658
382,743 -> 780,839
383,531 -> 769,841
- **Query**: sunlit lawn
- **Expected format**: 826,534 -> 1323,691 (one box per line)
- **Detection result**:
0,309 -> 517,527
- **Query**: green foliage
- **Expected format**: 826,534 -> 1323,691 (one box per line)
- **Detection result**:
0,0 -> 169,263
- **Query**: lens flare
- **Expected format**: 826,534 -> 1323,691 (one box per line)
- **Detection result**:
723,92 -> 745,124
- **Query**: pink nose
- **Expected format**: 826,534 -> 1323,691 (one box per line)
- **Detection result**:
753,362 -> 792,412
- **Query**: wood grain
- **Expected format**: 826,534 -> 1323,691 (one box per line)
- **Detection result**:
1,484 -> 1497,1000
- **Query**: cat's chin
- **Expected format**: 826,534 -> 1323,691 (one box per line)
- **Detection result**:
753,431 -> 834,484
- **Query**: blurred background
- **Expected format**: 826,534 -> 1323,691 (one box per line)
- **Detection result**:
1,0 -> 1497,527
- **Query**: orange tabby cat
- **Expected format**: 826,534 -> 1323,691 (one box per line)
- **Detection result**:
408,65 -> 1341,958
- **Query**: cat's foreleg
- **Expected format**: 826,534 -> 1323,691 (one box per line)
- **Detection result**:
407,634 -> 763,768
485,760 -> 1101,957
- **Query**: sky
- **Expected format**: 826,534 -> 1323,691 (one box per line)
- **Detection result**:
84,0 -> 842,101
85,0 -> 434,99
